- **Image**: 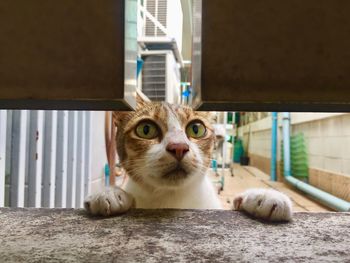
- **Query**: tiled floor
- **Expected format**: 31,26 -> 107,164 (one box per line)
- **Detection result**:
209,164 -> 331,212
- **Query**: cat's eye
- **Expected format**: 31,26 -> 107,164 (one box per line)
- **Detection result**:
135,121 -> 159,139
186,121 -> 206,138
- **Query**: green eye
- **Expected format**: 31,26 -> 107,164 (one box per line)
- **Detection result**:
186,122 -> 206,138
135,121 -> 159,139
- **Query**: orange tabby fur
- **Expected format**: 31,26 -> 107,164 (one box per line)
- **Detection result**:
85,102 -> 292,221
112,102 -> 222,209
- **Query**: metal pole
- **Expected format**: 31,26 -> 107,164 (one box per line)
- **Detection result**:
270,112 -> 278,181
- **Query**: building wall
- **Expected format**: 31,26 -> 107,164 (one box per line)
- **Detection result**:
239,113 -> 350,201
292,114 -> 350,175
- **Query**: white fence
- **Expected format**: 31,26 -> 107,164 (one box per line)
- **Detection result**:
0,110 -> 92,208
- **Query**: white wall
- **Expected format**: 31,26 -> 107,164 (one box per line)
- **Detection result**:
250,129 -> 272,158
167,0 -> 183,51
239,113 -> 350,176
292,114 -> 350,175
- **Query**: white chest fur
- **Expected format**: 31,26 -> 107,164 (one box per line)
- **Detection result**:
123,173 -> 222,209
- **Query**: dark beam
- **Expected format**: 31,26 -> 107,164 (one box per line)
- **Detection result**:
193,0 -> 350,112
0,0 -> 137,110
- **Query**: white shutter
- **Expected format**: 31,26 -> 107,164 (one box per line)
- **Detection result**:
144,0 -> 168,37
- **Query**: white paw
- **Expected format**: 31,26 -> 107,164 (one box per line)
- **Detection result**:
84,187 -> 134,216
233,188 -> 292,222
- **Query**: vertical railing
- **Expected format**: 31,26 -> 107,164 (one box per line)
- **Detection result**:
223,112 -> 228,172
67,111 -> 78,208
0,110 -> 92,208
27,110 -> 45,207
76,111 -> 86,208
55,111 -> 69,208
84,112 -> 92,198
42,111 -> 58,208
10,110 -> 28,207
0,110 -> 7,207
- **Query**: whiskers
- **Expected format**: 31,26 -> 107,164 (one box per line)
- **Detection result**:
122,155 -> 209,171
120,153 -> 210,192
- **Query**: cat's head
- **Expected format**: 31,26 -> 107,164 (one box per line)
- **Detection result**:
114,102 -> 215,190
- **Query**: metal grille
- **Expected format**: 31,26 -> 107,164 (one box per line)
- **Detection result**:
142,55 -> 166,101
156,0 -> 167,36
145,0 -> 156,36
145,0 -> 167,36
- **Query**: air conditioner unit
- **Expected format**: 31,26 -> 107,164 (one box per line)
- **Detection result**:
141,50 -> 180,104
140,0 -> 183,52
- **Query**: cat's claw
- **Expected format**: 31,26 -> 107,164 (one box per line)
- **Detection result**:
233,189 -> 293,222
84,187 -> 134,216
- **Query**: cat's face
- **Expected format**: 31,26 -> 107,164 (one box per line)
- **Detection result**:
115,102 -> 215,190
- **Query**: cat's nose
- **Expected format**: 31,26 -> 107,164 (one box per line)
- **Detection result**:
166,143 -> 189,161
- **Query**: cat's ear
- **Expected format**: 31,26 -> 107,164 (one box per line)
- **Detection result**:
112,91 -> 150,127
112,111 -> 130,128
205,112 -> 217,124
136,90 -> 150,109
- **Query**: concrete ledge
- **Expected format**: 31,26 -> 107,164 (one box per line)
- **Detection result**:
0,208 -> 349,262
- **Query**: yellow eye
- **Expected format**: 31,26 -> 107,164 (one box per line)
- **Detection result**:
135,121 -> 159,139
186,122 -> 206,138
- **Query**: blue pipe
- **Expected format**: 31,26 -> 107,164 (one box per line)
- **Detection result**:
284,176 -> 350,212
270,112 -> 278,181
282,112 -> 292,177
104,164 -> 110,187
282,112 -> 350,212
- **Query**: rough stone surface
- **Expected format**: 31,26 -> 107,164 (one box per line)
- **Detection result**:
0,208 -> 349,263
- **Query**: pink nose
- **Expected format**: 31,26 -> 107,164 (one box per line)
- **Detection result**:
166,143 -> 189,161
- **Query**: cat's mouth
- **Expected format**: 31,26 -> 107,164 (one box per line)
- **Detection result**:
162,166 -> 188,180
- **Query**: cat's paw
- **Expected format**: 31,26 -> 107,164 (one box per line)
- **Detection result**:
84,187 -> 134,216
233,188 -> 292,222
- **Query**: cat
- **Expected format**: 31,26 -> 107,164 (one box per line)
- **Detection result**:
84,102 -> 292,222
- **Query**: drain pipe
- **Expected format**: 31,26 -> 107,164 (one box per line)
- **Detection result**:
270,112 -> 278,181
282,113 -> 292,177
282,112 -> 350,212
